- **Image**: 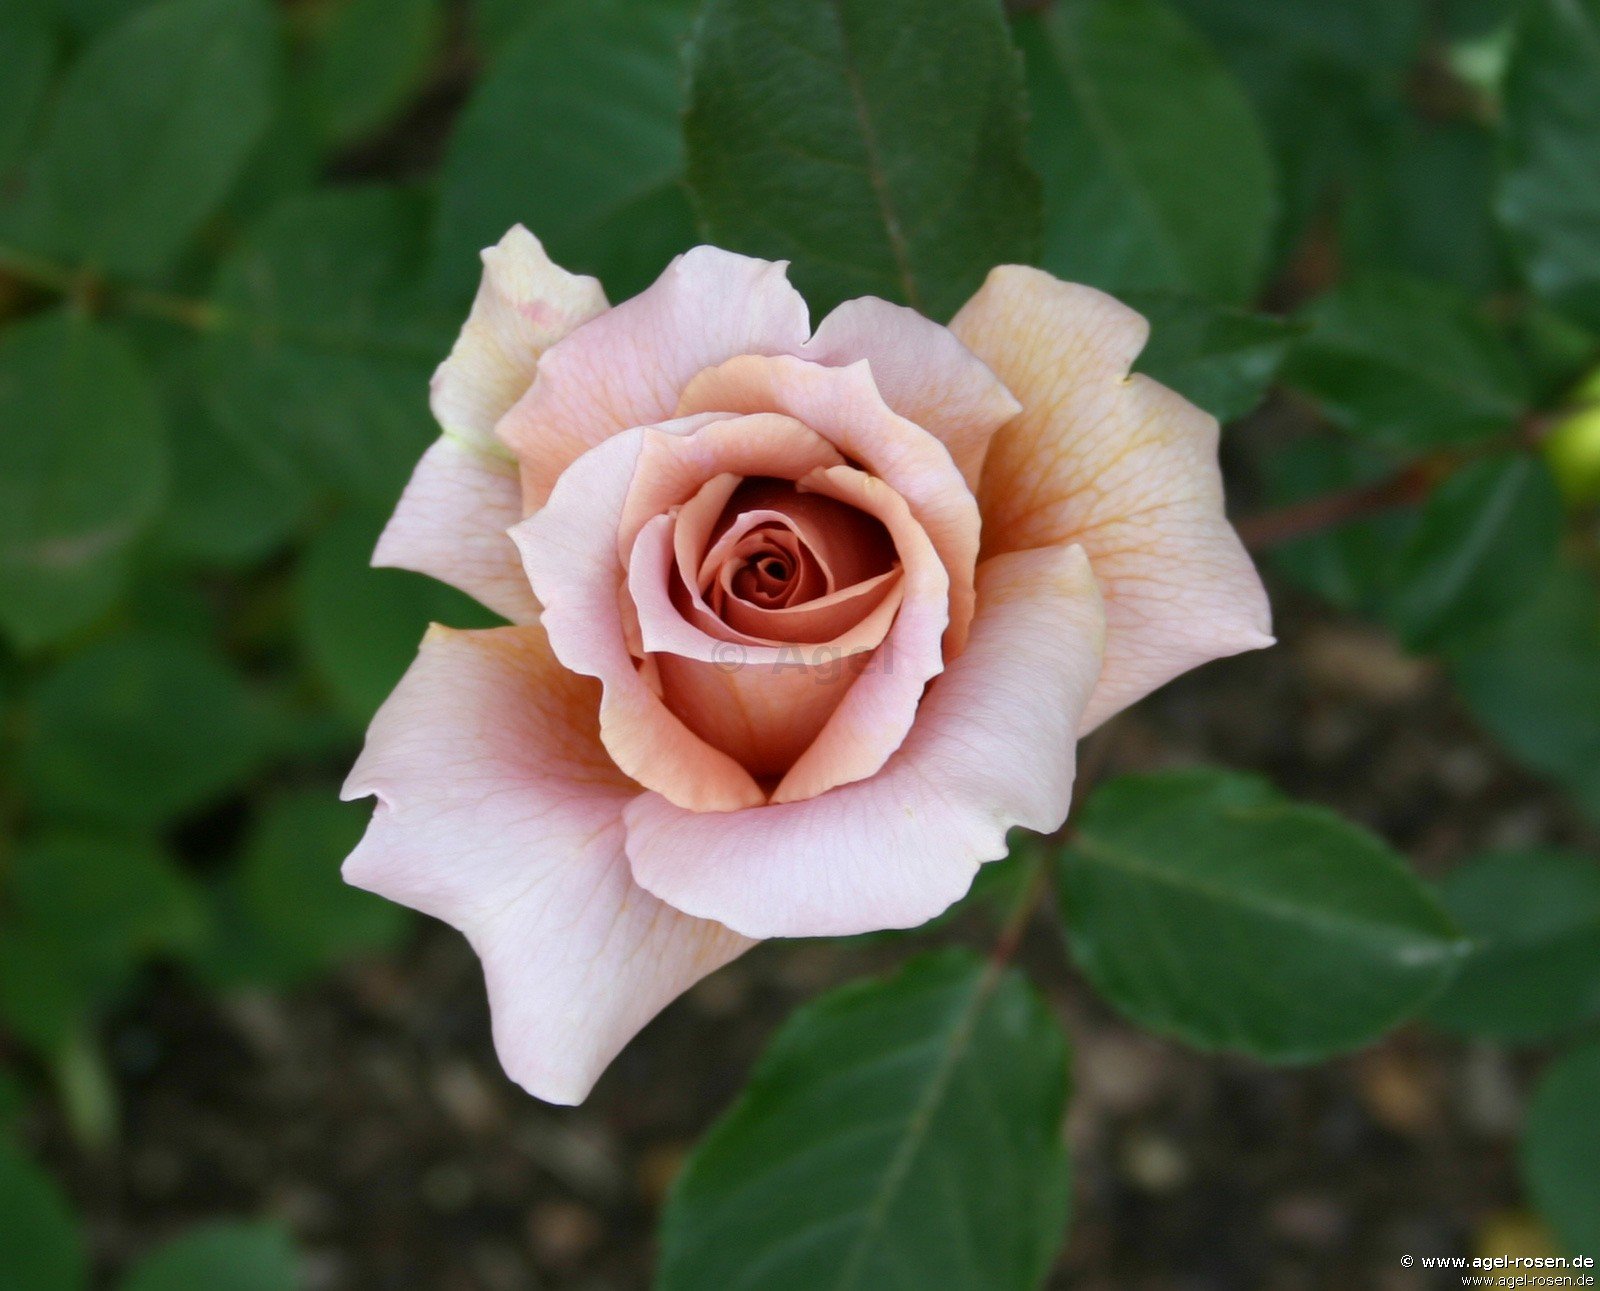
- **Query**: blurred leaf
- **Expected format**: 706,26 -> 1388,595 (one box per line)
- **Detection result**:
1450,561 -> 1600,822
51,1027 -> 117,1152
0,312 -> 166,651
0,1066 -> 28,1130
204,186 -> 452,502
1261,436 -> 1416,614
1059,769 -> 1467,1061
199,791 -> 408,989
1166,0 -> 1422,254
687,0 -> 1038,321
659,950 -> 1070,1291
1430,849 -> 1600,1042
303,0 -> 443,147
1385,453 -> 1562,651
1285,274 -> 1530,450
221,97 -> 324,230
0,0 -> 278,277
119,1220 -> 298,1291
1340,116 -> 1511,296
61,0 -> 158,38
438,0 -> 696,304
151,351 -> 309,568
1522,1039 -> 1600,1254
0,929 -> 95,1052
297,506 -> 499,725
1500,0 -> 1600,331
20,632 -> 264,827
0,1140 -> 85,1291
468,0 -> 545,53
0,14 -> 53,177
1019,0 -> 1276,305
1126,292 -> 1297,422
7,834 -> 205,983
1169,0 -> 1422,75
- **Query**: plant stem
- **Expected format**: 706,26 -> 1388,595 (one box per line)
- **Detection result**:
1236,414 -> 1561,553
1236,461 -> 1437,551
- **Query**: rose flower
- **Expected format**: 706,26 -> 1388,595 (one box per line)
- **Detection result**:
343,229 -> 1272,1104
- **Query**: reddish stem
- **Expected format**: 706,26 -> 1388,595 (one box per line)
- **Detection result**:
1235,462 -> 1437,552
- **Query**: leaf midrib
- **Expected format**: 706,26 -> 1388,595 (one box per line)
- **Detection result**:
1069,829 -> 1460,959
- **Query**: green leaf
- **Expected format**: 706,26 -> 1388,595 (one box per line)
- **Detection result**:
1,0 -> 278,277
687,0 -> 1039,321
1168,0 -> 1422,77
150,351 -> 308,568
1500,0 -> 1600,331
0,14 -> 54,177
0,1141 -> 86,1291
19,632 -> 264,827
1019,0 -> 1276,305
1522,1039 -> 1600,1254
1385,453 -> 1562,651
1285,274 -> 1530,450
1125,292 -> 1296,422
296,506 -> 499,726
302,0 -> 442,146
1340,115 -> 1511,296
437,0 -> 697,303
0,928 -> 89,1053
120,1220 -> 298,1291
1450,561 -> 1600,822
1164,0 -> 1422,254
8,833 -> 206,977
1260,436 -> 1416,615
659,950 -> 1071,1291
199,791 -> 407,989
204,186 -> 453,502
0,312 -> 166,651
1058,769 -> 1467,1061
1429,849 -> 1600,1042
61,0 -> 158,38
0,1065 -> 28,1130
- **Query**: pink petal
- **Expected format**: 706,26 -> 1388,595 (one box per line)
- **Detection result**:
342,623 -> 751,1105
949,266 -> 1273,730
623,545 -> 1106,938
800,295 -> 1021,490
768,465 -> 948,804
676,354 -> 981,654
430,224 -> 607,452
670,483 -> 898,646
498,248 -> 812,512
618,413 -> 846,564
718,568 -> 901,644
374,438 -> 538,624
627,512 -> 906,777
511,428 -> 767,812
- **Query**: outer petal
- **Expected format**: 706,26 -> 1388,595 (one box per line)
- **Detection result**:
498,247 -> 812,511
676,355 -> 981,654
949,266 -> 1273,730
429,225 -> 607,451
800,295 -> 1021,490
341,623 -> 751,1105
374,438 -> 538,624
623,545 -> 1105,939
511,428 -> 768,813
382,227 -> 604,620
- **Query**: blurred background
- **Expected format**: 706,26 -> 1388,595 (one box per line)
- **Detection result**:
1,0 -> 1599,1287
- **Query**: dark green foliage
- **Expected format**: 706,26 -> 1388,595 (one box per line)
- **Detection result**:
685,0 -> 1040,320
659,951 -> 1071,1291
